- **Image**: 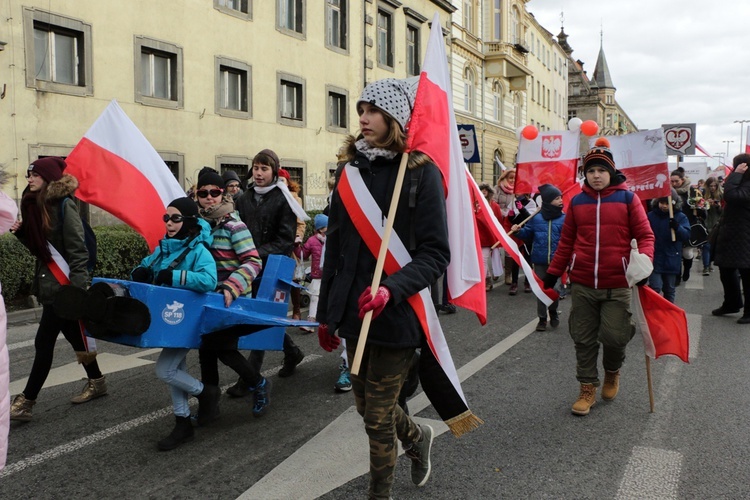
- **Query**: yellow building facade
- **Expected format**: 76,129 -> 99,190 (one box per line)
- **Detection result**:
0,0 -> 453,215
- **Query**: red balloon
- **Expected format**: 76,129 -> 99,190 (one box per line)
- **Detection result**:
580,120 -> 599,136
522,125 -> 539,140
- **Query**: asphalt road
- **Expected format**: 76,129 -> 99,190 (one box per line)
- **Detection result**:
3,265 -> 750,499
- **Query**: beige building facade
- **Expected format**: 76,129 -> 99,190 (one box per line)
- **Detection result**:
1,0 -> 453,215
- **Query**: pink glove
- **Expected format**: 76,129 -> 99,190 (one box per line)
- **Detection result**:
357,286 -> 391,320
317,323 -> 341,352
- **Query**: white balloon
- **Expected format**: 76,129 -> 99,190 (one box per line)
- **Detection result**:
568,117 -> 583,131
516,126 -> 525,140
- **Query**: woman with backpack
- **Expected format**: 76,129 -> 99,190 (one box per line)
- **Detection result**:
10,157 -> 107,422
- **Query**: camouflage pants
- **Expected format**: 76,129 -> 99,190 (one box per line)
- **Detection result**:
346,340 -> 421,500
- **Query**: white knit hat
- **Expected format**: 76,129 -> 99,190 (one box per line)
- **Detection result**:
357,77 -> 419,131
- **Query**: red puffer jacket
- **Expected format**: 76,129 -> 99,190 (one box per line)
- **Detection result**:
547,180 -> 654,289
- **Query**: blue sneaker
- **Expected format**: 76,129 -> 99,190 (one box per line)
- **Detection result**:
334,365 -> 352,392
252,378 -> 270,418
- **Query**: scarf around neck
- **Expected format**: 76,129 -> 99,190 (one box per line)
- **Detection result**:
541,202 -> 564,221
254,181 -> 310,221
355,138 -> 398,162
199,197 -> 235,224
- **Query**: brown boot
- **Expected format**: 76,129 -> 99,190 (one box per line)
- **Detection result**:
601,370 -> 620,401
10,393 -> 36,421
71,376 -> 108,404
571,383 -> 596,416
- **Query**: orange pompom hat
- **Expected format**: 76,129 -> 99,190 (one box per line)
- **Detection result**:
583,136 -> 616,176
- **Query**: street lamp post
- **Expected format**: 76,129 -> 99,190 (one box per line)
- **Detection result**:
734,119 -> 750,152
723,140 -> 735,159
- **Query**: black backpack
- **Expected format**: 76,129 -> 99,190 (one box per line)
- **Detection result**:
60,197 -> 97,273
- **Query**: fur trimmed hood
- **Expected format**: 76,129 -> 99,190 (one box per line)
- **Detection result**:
45,173 -> 79,202
339,135 -> 433,170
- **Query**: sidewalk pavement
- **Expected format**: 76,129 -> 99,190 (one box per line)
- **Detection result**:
6,306 -> 43,327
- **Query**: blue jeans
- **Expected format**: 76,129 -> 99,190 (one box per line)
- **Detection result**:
648,273 -> 677,303
702,243 -> 711,268
156,348 -> 203,417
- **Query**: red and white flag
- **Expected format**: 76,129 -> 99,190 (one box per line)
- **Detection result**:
600,129 -> 670,200
516,130 -> 580,196
65,100 -> 186,250
746,127 -> 750,154
406,14 -> 486,324
633,285 -> 689,363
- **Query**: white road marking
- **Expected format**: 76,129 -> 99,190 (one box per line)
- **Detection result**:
616,446 -> 682,500
9,350 -> 161,396
687,313 -> 701,359
1,354 -> 322,477
8,334 -> 63,351
238,319 -> 538,499
684,273 -> 703,290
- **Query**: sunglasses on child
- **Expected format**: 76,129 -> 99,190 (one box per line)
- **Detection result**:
196,188 -> 224,198
163,214 -> 196,223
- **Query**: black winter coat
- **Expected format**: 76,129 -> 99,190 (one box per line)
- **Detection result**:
318,152 -> 450,348
235,186 -> 296,264
714,171 -> 750,269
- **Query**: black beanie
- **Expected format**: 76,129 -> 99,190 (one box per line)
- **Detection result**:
167,197 -> 199,239
28,157 -> 66,183
583,137 -> 616,177
222,170 -> 241,186
538,184 -> 562,204
197,166 -> 224,189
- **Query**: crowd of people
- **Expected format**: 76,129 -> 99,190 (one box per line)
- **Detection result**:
3,73 -> 748,497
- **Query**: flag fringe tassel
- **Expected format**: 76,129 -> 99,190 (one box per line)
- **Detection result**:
446,410 -> 484,437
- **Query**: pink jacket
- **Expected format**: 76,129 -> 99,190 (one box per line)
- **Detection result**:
0,191 -> 19,470
294,233 -> 325,279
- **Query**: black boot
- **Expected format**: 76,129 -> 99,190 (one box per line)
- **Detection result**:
195,384 -> 220,426
157,416 -> 194,451
278,347 -> 305,378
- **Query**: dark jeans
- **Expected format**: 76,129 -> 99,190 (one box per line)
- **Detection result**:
199,348 -> 262,388
533,263 -> 559,319
718,267 -> 750,314
24,305 -> 102,400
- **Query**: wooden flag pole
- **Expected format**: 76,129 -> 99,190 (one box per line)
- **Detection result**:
645,355 -> 655,413
507,207 -> 541,236
351,152 -> 410,376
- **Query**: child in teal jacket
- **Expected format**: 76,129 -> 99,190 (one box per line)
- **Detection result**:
131,197 -> 217,451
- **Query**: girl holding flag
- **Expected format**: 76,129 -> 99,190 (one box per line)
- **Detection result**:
10,157 -> 107,422
317,78 -> 448,498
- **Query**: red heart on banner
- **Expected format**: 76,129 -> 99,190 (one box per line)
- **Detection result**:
665,128 -> 692,152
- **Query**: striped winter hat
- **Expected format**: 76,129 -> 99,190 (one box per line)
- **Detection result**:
583,137 -> 616,177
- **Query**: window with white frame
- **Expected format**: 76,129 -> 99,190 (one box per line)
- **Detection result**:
23,8 -> 93,96
327,86 -> 348,132
493,81 -> 503,123
215,0 -> 251,19
463,67 -> 475,114
511,7 -> 519,44
278,0 -> 304,35
530,76 -> 535,101
215,57 -> 251,119
326,0 -> 347,51
377,8 -> 394,68
278,73 -> 305,126
135,37 -> 183,109
493,0 -> 502,40
513,93 -> 522,128
463,0 -> 474,33
406,24 -> 420,76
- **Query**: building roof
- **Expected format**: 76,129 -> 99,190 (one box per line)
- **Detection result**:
592,44 -> 615,89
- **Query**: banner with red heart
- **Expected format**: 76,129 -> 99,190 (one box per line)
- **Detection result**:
662,123 -> 696,155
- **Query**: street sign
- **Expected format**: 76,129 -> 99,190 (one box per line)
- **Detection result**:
662,123 -> 696,155
458,124 -> 480,163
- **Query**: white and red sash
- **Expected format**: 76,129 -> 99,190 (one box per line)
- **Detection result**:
338,164 -> 481,435
47,243 -> 96,354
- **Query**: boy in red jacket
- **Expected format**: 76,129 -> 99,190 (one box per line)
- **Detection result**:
543,138 -> 654,416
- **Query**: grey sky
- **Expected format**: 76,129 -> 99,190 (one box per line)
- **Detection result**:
528,0 -> 750,167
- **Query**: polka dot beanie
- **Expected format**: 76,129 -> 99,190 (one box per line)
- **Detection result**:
357,77 -> 419,132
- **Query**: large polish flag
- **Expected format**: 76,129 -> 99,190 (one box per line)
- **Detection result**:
516,131 -> 580,196
747,127 -> 750,154
406,13 -> 486,324
601,128 -> 670,200
65,100 -> 186,250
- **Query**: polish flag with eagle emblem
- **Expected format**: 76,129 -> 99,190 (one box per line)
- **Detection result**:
515,130 -> 580,197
